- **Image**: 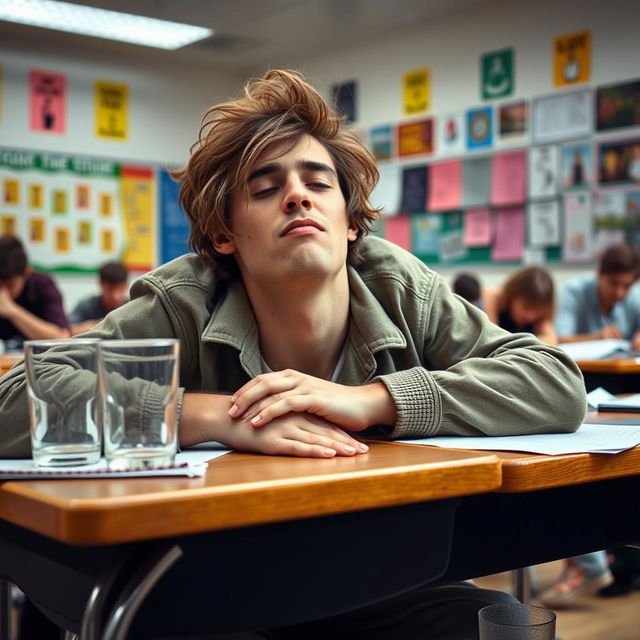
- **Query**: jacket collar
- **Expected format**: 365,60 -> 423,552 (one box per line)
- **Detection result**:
201,269 -> 406,383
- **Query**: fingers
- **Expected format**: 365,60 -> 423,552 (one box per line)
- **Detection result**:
229,371 -> 300,418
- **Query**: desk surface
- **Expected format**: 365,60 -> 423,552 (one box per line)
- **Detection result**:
576,357 -> 640,374
0,442 -> 501,545
0,354 -> 20,375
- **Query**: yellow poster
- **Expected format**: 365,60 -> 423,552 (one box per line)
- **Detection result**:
1,215 -> 16,236
29,184 -> 43,208
3,179 -> 19,205
403,68 -> 430,115
101,229 -> 114,253
29,218 -> 46,242
54,227 -> 70,252
554,29 -> 591,87
121,167 -> 155,270
95,81 -> 129,140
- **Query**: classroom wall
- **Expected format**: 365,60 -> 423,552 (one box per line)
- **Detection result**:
291,0 -> 640,291
0,39 -> 241,312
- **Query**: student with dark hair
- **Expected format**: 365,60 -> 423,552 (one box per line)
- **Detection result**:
69,261 -> 129,335
556,243 -> 640,347
452,272 -> 482,308
0,70 -> 586,639
0,235 -> 70,346
483,266 -> 557,344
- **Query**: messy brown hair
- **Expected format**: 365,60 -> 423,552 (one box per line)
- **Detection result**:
171,69 -> 380,279
500,266 -> 555,320
599,243 -> 640,277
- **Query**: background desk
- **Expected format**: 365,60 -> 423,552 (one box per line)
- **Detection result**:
0,443 -> 500,638
0,355 -> 20,377
576,357 -> 640,393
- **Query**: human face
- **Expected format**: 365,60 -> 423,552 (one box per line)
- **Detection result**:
0,275 -> 26,299
216,135 -> 357,289
510,297 -> 547,328
598,271 -> 637,312
100,281 -> 128,312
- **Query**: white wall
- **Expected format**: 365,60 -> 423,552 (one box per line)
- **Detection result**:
0,41 -> 241,311
293,0 -> 640,291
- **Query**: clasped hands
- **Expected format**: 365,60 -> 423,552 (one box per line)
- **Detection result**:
226,370 -> 396,459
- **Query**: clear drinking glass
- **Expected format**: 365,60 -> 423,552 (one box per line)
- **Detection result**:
24,338 -> 101,466
98,338 -> 179,470
478,603 -> 556,640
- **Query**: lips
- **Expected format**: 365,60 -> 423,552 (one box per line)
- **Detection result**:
280,218 -> 325,237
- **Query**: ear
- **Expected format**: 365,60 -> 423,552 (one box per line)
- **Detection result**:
212,233 -> 235,255
347,220 -> 358,243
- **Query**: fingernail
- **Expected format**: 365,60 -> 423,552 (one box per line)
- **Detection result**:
342,445 -> 356,454
357,442 -> 369,452
322,448 -> 336,456
228,404 -> 238,417
250,415 -> 261,425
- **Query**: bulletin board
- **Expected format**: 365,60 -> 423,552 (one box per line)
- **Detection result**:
0,146 -> 156,272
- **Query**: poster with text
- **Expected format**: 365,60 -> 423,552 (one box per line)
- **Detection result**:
121,166 -> 155,270
95,81 -> 129,140
529,145 -> 559,199
563,191 -> 593,262
554,29 -> 591,87
159,167 -> 190,264
481,48 -> 514,100
29,70 -> 66,134
397,119 -> 433,157
532,89 -> 592,143
403,68 -> 430,115
528,199 -> 560,247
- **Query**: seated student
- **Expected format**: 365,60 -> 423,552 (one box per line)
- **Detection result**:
0,235 -> 70,348
483,266 -> 558,344
452,272 -> 483,308
556,243 -> 640,348
69,261 -> 129,335
0,70 -> 586,639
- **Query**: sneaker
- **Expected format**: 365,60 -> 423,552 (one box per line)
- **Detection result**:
539,565 -> 613,608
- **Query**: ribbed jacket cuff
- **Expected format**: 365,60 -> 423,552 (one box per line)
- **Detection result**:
375,367 -> 441,439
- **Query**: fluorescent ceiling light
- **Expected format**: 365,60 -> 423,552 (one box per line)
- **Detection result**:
0,0 -> 214,50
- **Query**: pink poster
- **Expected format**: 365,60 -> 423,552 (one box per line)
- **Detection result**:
491,150 -> 526,206
463,208 -> 492,247
384,214 -> 412,251
492,207 -> 525,261
428,159 -> 462,211
30,70 -> 66,134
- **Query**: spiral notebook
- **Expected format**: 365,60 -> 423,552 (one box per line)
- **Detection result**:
0,447 -> 230,479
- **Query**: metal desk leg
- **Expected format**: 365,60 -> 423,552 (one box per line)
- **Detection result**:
0,579 -> 11,640
512,567 -> 532,604
102,544 -> 183,640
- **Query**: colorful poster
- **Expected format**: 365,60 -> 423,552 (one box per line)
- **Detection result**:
3,179 -> 19,204
437,113 -> 465,156
563,191 -> 593,262
499,101 -> 528,138
561,141 -> 592,190
593,191 -> 627,257
529,145 -> 559,199
528,199 -> 560,247
413,213 -> 442,255
384,214 -> 411,251
532,89 -> 592,143
492,207 -> 525,261
466,107 -> 493,150
491,150 -> 526,206
369,125 -> 393,160
400,165 -> 428,213
481,48 -> 514,100
29,218 -> 46,242
397,119 -> 433,157
463,208 -> 492,247
597,137 -> 640,187
554,29 -> 591,87
403,68 -> 430,115
596,79 -> 640,132
331,80 -> 357,123
159,167 -> 191,264
428,160 -> 461,211
95,81 -> 129,140
121,166 -> 155,271
29,70 -> 66,134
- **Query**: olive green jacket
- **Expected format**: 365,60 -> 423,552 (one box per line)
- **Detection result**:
0,236 -> 586,457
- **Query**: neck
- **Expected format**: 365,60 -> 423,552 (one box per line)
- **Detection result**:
246,270 -> 351,379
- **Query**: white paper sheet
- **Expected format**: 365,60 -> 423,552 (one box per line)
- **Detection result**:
399,423 -> 640,455
558,338 -> 636,360
0,447 -> 230,479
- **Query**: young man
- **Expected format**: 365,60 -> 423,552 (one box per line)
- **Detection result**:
69,261 -> 129,335
0,70 -> 585,638
0,235 -> 70,347
556,243 -> 640,348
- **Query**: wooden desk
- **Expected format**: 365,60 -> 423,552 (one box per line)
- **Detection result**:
0,443 -> 501,638
576,357 -> 640,374
0,355 -> 20,377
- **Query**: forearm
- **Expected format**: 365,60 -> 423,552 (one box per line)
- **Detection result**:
178,392 -> 234,447
6,306 -> 69,339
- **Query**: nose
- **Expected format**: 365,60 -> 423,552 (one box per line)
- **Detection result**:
282,176 -> 311,214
